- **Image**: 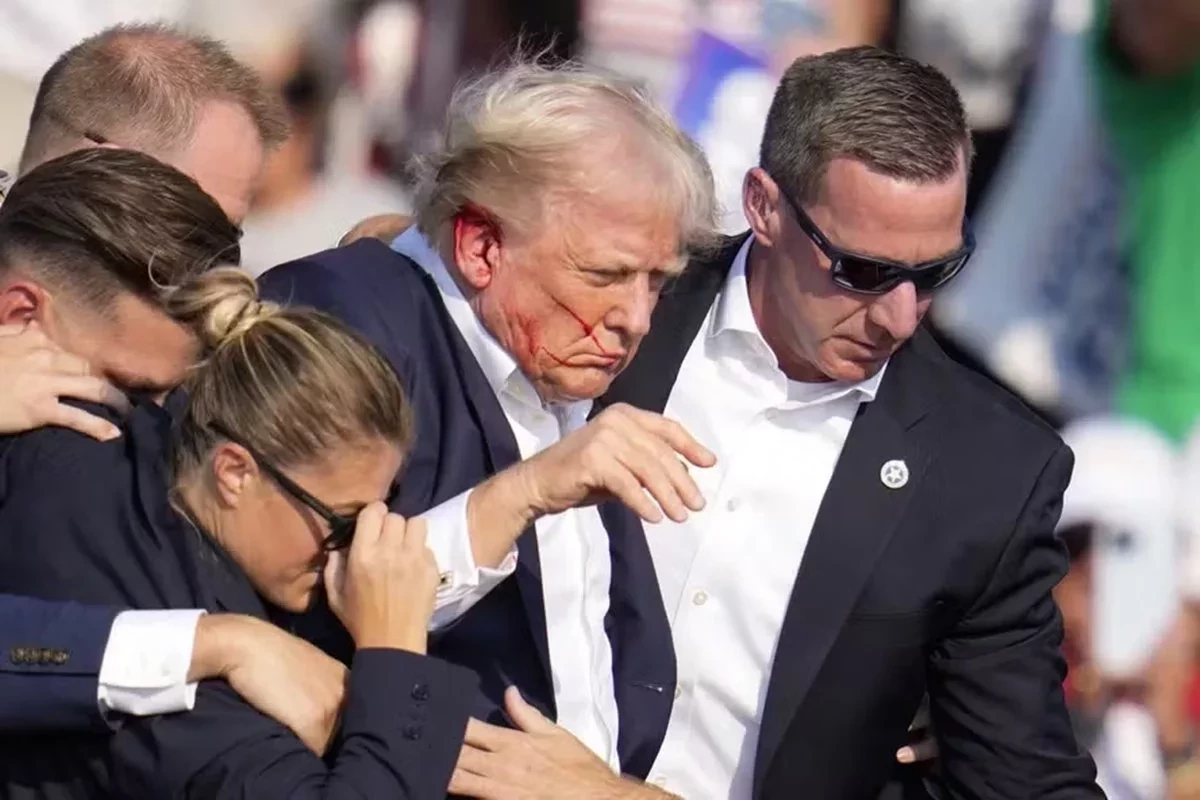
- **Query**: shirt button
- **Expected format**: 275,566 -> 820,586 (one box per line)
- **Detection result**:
726,497 -> 741,512
692,589 -> 709,606
411,683 -> 430,701
402,723 -> 423,740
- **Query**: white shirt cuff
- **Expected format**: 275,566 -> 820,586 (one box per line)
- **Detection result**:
97,609 -> 205,719
421,488 -> 518,630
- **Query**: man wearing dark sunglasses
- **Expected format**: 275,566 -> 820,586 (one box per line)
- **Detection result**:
592,46 -> 1102,800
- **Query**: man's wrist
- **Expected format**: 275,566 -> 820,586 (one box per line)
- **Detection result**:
467,466 -> 541,559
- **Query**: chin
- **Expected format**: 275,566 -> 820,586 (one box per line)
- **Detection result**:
825,356 -> 886,384
271,595 -> 308,614
271,584 -> 317,614
553,368 -> 618,402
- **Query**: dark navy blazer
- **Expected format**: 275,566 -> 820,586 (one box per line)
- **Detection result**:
0,594 -> 120,733
0,397 -> 474,799
260,239 -> 676,779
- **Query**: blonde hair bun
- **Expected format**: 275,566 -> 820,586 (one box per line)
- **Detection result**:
166,267 -> 281,350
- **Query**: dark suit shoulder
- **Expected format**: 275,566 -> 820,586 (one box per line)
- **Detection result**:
258,241 -> 436,381
0,402 -> 130,495
260,239 -> 423,300
908,331 -> 1064,459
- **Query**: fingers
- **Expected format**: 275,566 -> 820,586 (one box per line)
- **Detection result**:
322,549 -> 347,611
400,516 -> 427,551
621,405 -> 716,467
625,431 -> 706,515
601,462 -> 665,523
350,502 -> 389,551
448,765 -> 496,798
600,412 -> 707,522
339,214 -> 411,246
38,348 -> 92,377
40,400 -> 121,441
896,736 -> 938,764
48,374 -> 130,413
503,686 -> 554,735
464,717 -> 521,751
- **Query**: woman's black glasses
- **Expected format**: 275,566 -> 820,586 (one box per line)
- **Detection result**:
208,422 -> 359,551
780,191 -> 974,295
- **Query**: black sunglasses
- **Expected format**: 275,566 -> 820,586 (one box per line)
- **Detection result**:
780,191 -> 974,295
208,422 -> 360,551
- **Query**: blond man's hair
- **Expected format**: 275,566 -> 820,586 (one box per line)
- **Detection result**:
412,58 -> 719,260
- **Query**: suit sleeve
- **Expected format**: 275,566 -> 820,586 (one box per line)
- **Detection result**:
927,444 -> 1103,798
111,649 -> 475,800
0,593 -> 119,733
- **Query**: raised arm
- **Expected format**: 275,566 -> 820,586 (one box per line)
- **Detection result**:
111,507 -> 476,799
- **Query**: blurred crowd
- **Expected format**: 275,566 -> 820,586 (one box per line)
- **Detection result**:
1,0 -> 1198,797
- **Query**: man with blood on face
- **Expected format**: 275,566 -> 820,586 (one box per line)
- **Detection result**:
258,59 -> 718,797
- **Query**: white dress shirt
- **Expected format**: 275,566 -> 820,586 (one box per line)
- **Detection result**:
645,238 -> 885,799
393,228 -> 622,769
97,609 -> 204,718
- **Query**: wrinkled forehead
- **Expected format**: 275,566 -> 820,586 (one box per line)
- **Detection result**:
542,180 -> 688,273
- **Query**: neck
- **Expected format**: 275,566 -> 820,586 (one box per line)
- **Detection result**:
745,240 -> 830,383
174,477 -> 224,546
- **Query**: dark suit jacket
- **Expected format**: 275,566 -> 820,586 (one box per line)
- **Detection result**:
259,239 -> 676,778
0,594 -> 120,733
594,236 -> 1103,800
0,396 -> 474,799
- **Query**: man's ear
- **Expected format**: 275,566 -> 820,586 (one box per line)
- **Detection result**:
452,208 -> 503,291
743,167 -> 783,249
0,279 -> 50,327
210,441 -> 261,509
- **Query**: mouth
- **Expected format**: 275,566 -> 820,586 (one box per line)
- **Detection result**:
584,352 -> 624,367
542,347 -> 626,369
845,339 -> 891,360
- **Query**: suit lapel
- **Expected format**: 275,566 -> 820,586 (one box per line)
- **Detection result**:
412,266 -> 553,687
752,335 -> 938,795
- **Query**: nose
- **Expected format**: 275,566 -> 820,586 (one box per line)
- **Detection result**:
867,281 -> 922,343
613,277 -> 656,339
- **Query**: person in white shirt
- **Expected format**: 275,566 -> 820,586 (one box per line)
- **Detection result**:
586,45 -> 1099,799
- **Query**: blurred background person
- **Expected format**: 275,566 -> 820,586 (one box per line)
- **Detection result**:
184,0 -> 414,273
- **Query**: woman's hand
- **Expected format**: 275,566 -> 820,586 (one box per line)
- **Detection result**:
324,502 -> 439,653
0,323 -> 128,439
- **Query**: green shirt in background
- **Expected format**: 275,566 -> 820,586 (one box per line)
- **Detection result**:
1093,3 -> 1200,441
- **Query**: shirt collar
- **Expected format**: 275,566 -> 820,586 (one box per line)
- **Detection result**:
392,227 -> 533,403
710,236 -> 887,406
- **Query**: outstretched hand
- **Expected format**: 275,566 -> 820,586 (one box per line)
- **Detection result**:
450,687 -> 676,799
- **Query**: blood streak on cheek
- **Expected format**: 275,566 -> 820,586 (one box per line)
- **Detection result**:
550,296 -> 615,357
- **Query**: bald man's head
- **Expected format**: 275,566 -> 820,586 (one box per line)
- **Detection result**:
21,23 -> 289,223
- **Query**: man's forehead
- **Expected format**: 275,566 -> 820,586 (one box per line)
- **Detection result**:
557,205 -> 684,272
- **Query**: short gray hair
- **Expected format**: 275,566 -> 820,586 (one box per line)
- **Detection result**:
412,59 -> 718,259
